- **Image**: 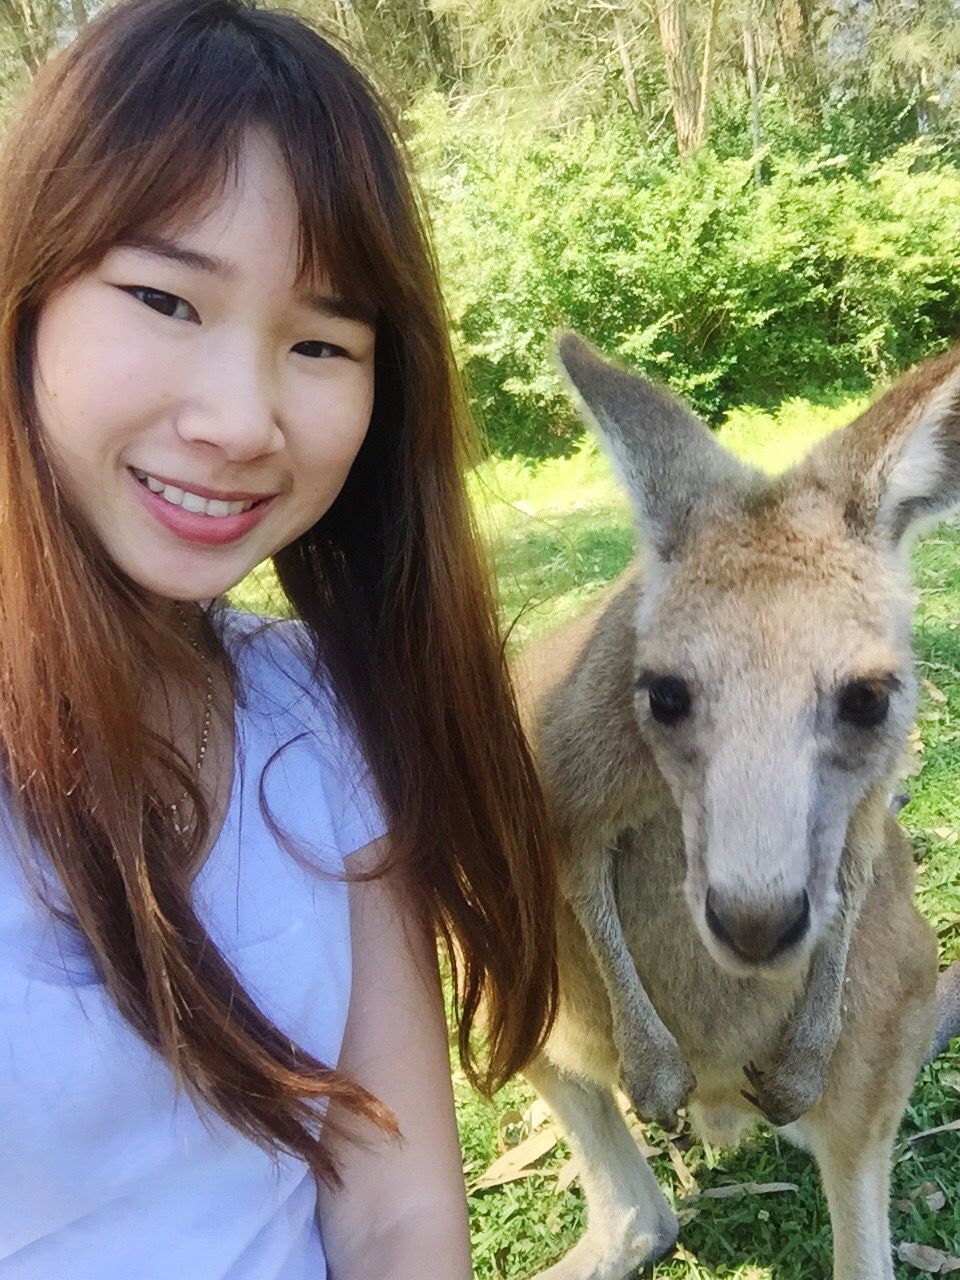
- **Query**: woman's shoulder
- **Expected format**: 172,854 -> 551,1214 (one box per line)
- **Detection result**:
218,606 -> 314,673
217,607 -> 385,853
217,607 -> 333,725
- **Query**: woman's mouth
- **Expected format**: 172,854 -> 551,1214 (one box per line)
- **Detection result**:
131,468 -> 268,516
129,468 -> 274,546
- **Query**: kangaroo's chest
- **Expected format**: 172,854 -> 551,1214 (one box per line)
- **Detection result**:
613,820 -> 806,1074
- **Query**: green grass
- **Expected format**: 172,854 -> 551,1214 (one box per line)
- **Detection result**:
465,391 -> 866,651
232,393 -> 960,1278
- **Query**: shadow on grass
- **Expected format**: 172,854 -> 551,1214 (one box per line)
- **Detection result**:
651,1133 -> 831,1279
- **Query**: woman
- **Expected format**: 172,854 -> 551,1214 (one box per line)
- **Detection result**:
0,1 -> 557,1275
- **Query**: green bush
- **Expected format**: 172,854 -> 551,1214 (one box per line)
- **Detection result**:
414,100 -> 960,459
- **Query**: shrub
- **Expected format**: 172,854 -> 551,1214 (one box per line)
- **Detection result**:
413,101 -> 960,460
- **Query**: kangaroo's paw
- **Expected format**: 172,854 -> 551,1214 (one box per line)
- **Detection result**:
529,1207 -> 679,1280
620,1035 -> 696,1132
741,1052 -> 826,1128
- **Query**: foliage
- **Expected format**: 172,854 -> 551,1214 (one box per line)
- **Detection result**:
416,105 -> 960,458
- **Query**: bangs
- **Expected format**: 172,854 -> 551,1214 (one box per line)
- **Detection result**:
26,0 -> 401,322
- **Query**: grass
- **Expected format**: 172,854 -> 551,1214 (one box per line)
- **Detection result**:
232,390 -> 960,1278
465,391 -> 868,651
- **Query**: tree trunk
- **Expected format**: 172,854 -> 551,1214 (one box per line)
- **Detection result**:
776,0 -> 809,59
612,7 -> 640,115
696,0 -> 721,146
418,3 -> 457,92
656,0 -> 701,156
743,14 -> 763,187
775,0 -> 820,121
0,0 -> 54,74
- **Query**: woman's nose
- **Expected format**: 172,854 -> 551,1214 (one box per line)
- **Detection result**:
176,349 -> 284,460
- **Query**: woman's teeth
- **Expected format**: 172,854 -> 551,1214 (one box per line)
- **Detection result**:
132,469 -> 258,517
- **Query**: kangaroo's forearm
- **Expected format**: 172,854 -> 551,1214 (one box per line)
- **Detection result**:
790,906 -> 856,1059
567,848 -> 674,1053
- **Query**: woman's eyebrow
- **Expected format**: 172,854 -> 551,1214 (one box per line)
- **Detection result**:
114,232 -> 375,324
300,291 -> 375,325
116,232 -> 234,279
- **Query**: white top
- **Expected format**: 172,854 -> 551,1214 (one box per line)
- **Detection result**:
0,612 -> 386,1279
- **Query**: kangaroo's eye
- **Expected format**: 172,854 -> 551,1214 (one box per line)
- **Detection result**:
837,678 -> 892,728
644,675 -> 692,726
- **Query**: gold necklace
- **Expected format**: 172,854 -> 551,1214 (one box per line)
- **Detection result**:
169,603 -> 214,836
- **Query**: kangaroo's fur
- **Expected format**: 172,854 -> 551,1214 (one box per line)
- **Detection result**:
518,335 -> 960,1280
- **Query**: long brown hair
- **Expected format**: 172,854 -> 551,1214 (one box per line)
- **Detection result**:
0,0 -> 557,1185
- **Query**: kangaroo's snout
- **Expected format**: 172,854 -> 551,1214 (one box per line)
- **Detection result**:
704,886 -> 811,965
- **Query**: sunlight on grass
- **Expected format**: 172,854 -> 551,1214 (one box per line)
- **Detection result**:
464,394 -> 866,652
717,395 -> 867,474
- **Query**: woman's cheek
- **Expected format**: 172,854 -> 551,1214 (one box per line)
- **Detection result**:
35,284 -> 169,437
294,368 -> 374,462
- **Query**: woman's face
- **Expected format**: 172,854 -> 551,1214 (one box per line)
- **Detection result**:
32,128 -> 376,601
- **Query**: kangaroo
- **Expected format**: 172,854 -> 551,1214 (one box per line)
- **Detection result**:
517,334 -> 960,1280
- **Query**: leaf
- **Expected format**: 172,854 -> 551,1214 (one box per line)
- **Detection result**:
666,1140 -> 697,1194
922,674 -> 951,705
903,724 -> 926,774
470,1123 -> 561,1190
556,1155 -> 580,1192
923,678 -> 948,704
672,1245 -> 700,1265
626,1115 -> 664,1160
684,1180 -> 799,1202
907,1182 -> 948,1212
894,1183 -> 950,1214
896,1241 -> 960,1273
905,1119 -> 960,1145
496,1107 -> 527,1150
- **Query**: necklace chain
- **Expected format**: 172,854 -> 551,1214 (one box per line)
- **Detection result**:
169,603 -> 214,835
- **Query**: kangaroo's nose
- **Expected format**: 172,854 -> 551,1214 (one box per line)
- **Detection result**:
704,887 -> 810,964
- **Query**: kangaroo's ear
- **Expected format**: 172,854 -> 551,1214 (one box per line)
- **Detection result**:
556,332 -> 756,560
801,348 -> 960,546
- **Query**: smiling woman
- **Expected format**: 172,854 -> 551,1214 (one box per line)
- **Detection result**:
33,130 -> 377,598
0,3 -> 558,1279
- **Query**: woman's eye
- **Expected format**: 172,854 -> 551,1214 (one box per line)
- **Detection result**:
124,286 -> 197,322
293,340 -> 347,359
